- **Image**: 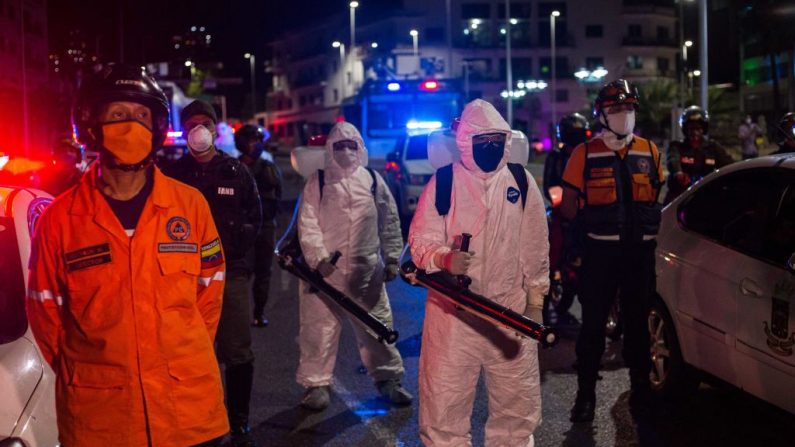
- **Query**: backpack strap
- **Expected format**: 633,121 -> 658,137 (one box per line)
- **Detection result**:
365,167 -> 377,197
506,163 -> 528,209
319,168 -> 377,201
434,164 -> 453,216
318,169 -> 325,199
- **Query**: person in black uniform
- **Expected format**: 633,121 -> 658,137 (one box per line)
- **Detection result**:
664,106 -> 734,204
773,112 -> 795,155
235,124 -> 282,328
542,113 -> 590,327
163,100 -> 262,447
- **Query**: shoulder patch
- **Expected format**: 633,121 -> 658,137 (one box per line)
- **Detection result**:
201,238 -> 224,268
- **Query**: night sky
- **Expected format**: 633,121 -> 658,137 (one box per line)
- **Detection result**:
47,0 -> 402,74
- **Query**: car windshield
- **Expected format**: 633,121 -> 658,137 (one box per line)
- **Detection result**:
0,216 -> 27,344
405,134 -> 429,160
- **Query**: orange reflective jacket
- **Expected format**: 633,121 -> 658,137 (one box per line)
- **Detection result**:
27,165 -> 229,446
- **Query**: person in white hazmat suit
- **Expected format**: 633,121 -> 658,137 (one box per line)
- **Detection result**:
296,121 -> 413,411
409,99 -> 549,446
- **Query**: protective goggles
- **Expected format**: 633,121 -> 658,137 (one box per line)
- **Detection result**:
472,132 -> 507,146
332,139 -> 358,151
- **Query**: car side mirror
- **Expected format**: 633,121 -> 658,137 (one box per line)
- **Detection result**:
789,253 -> 795,272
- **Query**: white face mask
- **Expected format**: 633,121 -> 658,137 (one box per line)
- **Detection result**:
187,125 -> 213,156
333,149 -> 358,169
605,110 -> 635,137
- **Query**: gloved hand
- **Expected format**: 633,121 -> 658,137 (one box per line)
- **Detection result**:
523,303 -> 544,325
674,171 -> 691,187
384,263 -> 399,282
316,256 -> 337,278
435,250 -> 475,276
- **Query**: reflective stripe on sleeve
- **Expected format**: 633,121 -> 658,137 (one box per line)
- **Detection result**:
198,271 -> 226,287
28,289 -> 63,306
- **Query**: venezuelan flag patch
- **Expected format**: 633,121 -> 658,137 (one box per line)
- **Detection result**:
201,238 -> 223,268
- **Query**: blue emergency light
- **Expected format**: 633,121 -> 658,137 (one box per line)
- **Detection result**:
387,82 -> 401,92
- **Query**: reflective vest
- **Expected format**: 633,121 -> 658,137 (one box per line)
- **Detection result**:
581,137 -> 663,242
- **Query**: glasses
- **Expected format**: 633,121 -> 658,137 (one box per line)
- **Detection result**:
472,132 -> 507,145
332,140 -> 358,151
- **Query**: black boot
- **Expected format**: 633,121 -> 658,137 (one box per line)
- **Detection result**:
225,362 -> 256,447
628,372 -> 654,416
570,390 -> 596,423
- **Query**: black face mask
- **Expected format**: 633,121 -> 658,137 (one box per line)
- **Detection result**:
472,135 -> 505,172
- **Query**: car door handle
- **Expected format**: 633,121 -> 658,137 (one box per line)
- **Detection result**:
739,278 -> 764,298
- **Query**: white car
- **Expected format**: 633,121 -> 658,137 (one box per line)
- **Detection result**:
652,154 -> 795,414
0,186 -> 58,446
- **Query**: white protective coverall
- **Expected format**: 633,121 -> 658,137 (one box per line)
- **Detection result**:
409,99 -> 550,446
296,121 -> 405,387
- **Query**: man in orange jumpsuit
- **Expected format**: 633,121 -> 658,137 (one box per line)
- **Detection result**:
26,63 -> 229,446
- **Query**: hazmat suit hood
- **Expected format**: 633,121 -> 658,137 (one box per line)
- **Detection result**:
325,122 -> 366,182
455,99 -> 513,179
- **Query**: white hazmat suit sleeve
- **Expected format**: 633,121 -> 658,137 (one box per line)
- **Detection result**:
297,173 -> 330,269
520,171 -> 551,312
408,174 -> 452,274
374,172 -> 403,265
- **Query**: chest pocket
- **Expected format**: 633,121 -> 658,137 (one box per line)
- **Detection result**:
631,173 -> 656,202
586,177 -> 617,206
156,253 -> 201,309
64,254 -> 122,331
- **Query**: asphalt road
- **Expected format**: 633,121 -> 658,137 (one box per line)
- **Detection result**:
232,157 -> 795,446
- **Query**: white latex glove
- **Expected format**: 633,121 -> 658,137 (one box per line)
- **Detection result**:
434,250 -> 475,276
317,256 -> 337,278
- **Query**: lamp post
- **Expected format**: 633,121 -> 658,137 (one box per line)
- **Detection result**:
410,29 -> 419,73
349,2 -> 359,88
698,0 -> 708,110
244,53 -> 256,114
332,41 -> 346,102
506,0 -> 513,127
550,10 -> 560,134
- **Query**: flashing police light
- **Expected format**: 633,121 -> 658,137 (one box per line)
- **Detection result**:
387,82 -> 401,92
407,120 -> 443,130
167,131 -> 184,138
420,80 -> 439,91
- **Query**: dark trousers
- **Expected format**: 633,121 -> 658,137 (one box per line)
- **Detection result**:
575,239 -> 656,396
252,222 -> 275,319
216,272 -> 255,429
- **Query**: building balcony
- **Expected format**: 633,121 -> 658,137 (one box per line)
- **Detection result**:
621,2 -> 676,17
622,36 -> 677,48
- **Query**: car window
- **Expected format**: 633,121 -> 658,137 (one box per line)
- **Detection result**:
0,216 -> 27,344
678,169 -> 781,263
405,134 -> 429,160
763,174 -> 795,268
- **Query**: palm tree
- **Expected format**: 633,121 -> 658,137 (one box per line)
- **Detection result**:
635,79 -> 678,142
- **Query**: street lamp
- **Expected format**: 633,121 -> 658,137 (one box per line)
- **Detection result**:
371,42 -> 378,49
410,29 -> 419,74
332,41 -> 346,101
349,2 -> 359,89
550,10 -> 560,130
244,53 -> 256,114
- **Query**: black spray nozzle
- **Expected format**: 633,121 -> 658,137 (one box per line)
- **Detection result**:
458,233 -> 473,289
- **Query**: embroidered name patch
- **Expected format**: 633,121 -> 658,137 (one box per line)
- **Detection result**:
218,187 -> 235,196
201,238 -> 224,268
158,243 -> 198,253
65,243 -> 111,272
166,216 -> 191,241
507,186 -> 520,204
